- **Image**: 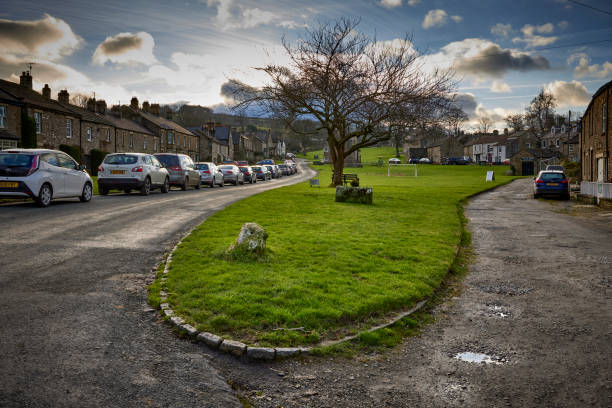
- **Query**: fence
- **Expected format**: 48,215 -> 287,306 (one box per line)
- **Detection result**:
580,181 -> 612,200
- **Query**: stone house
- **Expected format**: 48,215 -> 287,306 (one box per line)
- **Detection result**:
188,124 -> 224,163
211,125 -> 233,161
580,80 -> 611,183
464,134 -> 508,163
0,73 -> 81,153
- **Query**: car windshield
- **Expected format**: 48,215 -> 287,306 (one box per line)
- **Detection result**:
238,167 -> 248,172
252,166 -> 261,171
196,164 -> 209,170
0,153 -> 34,168
155,155 -> 179,167
219,165 -> 233,170
265,166 -> 273,170
104,154 -> 138,165
539,172 -> 565,180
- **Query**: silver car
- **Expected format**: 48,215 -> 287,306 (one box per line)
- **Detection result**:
0,148 -> 92,207
218,165 -> 244,185
97,153 -> 169,195
154,153 -> 200,190
196,162 -> 224,188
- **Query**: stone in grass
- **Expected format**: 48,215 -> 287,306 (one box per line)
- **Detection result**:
275,347 -> 302,358
219,339 -> 247,356
197,332 -> 223,349
163,309 -> 174,317
335,186 -> 373,204
160,303 -> 169,310
247,347 -> 276,360
170,316 -> 184,326
180,324 -> 198,337
228,223 -> 268,256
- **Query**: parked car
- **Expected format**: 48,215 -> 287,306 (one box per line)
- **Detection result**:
265,165 -> 280,178
408,158 -> 420,164
252,165 -> 271,181
236,161 -> 249,167
546,165 -> 565,172
419,157 -> 432,164
0,148 -> 92,207
218,164 -> 244,185
388,158 -> 401,164
98,153 -> 169,196
446,157 -> 468,165
154,153 -> 200,190
257,159 -> 275,165
238,166 -> 257,183
277,164 -> 291,176
196,162 -> 224,188
533,170 -> 570,199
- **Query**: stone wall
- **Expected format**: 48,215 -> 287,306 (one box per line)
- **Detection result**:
28,107 -> 80,151
581,84 -> 611,182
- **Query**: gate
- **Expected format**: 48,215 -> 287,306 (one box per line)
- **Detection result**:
521,161 -> 534,176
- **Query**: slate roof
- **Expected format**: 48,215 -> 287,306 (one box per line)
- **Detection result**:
213,126 -> 231,145
0,79 -> 73,114
137,110 -> 194,135
102,113 -> 155,135
58,103 -> 116,127
231,131 -> 242,145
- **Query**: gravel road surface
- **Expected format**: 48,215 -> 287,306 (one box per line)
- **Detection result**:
218,178 -> 612,407
0,163 -> 315,408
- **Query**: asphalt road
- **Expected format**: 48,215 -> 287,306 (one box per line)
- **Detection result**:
0,163 -> 315,408
216,178 -> 612,407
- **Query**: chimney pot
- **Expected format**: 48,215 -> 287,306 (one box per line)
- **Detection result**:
130,97 -> 139,110
86,98 -> 96,112
19,71 -> 33,89
42,84 -> 51,99
150,103 -> 160,116
142,101 -> 150,112
57,89 -> 70,105
96,100 -> 107,115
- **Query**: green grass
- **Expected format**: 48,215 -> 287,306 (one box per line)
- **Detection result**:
154,163 -> 518,347
360,146 -> 402,164
296,150 -> 323,160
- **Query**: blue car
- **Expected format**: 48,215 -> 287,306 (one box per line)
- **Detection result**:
257,159 -> 275,165
533,170 -> 570,199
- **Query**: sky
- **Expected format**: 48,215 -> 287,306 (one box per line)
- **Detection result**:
1,0 -> 611,130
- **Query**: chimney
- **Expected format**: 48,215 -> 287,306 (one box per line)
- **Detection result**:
504,128 -> 508,135
96,100 -> 107,114
493,129 -> 499,135
58,89 -> 70,105
86,97 -> 96,112
42,84 -> 51,99
20,71 -> 33,89
150,103 -> 160,116
142,101 -> 150,112
130,97 -> 139,110
166,109 -> 174,121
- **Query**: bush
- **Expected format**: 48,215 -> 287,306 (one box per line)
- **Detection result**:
562,160 -> 579,179
350,179 -> 359,187
59,144 -> 81,162
20,111 -> 37,148
90,149 -> 109,176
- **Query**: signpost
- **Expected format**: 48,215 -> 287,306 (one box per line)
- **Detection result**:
486,171 -> 495,182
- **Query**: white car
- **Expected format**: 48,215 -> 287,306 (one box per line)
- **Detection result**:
388,158 -> 401,164
97,153 -> 169,195
419,157 -> 432,164
0,148 -> 93,207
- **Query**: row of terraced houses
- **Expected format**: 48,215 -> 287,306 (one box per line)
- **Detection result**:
0,72 -> 285,173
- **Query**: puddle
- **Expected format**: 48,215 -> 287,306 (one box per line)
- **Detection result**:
454,352 -> 502,365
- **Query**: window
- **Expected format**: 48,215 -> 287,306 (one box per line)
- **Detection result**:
183,135 -> 186,148
57,153 -> 77,169
0,106 -> 6,128
604,103 -> 607,133
0,139 -> 17,150
129,133 -> 134,148
168,132 -> 174,145
143,136 -> 147,149
569,144 -> 574,152
105,128 -> 110,142
87,127 -> 92,141
40,152 -> 59,167
556,139 -> 560,147
34,112 -> 41,134
66,119 -> 72,138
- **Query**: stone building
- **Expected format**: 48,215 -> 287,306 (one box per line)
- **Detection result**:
188,124 -> 224,163
581,80 -> 611,183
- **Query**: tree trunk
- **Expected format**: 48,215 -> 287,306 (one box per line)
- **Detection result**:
328,138 -> 345,186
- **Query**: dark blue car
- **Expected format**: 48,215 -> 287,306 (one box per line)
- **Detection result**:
533,170 -> 570,199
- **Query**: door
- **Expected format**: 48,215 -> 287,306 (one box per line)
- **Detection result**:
522,161 -> 534,176
150,156 -> 164,185
57,153 -> 83,196
39,153 -> 66,197
597,158 -> 605,182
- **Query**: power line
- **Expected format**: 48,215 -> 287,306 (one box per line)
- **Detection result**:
567,0 -> 612,16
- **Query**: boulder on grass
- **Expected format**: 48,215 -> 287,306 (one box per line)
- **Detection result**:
229,222 -> 268,256
335,186 -> 373,204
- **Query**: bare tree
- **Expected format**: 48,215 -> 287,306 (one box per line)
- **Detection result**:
504,113 -> 524,132
477,116 -> 493,134
446,105 -> 468,136
70,93 -> 89,108
525,89 -> 556,137
228,18 -> 455,185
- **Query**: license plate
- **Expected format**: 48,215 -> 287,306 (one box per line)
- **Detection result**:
0,181 -> 18,188
547,183 -> 558,186
111,170 -> 125,175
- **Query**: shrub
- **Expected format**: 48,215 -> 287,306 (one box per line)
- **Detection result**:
90,149 -> 109,176
59,144 -> 81,162
350,179 -> 359,187
20,111 -> 37,148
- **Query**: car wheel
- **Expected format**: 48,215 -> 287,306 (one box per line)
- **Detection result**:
80,182 -> 93,202
210,180 -> 215,188
140,177 -> 151,196
36,183 -> 53,207
181,178 -> 188,191
99,185 -> 109,195
195,179 -> 201,189
240,178 -> 244,185
220,178 -> 224,187
161,177 -> 170,193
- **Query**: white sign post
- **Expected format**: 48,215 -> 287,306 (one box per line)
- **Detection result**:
486,171 -> 495,182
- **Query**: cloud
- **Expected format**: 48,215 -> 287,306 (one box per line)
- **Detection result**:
92,32 -> 157,65
452,93 -> 478,117
407,0 -> 420,5
423,9 -> 448,29
206,0 -> 305,30
557,20 -> 568,30
491,80 -> 512,93
491,23 -> 512,37
546,80 -> 591,107
380,0 -> 401,8
369,38 -> 417,57
0,13 -> 82,61
429,39 -> 550,77
450,15 -> 463,23
568,53 -> 612,79
512,23 -> 557,47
